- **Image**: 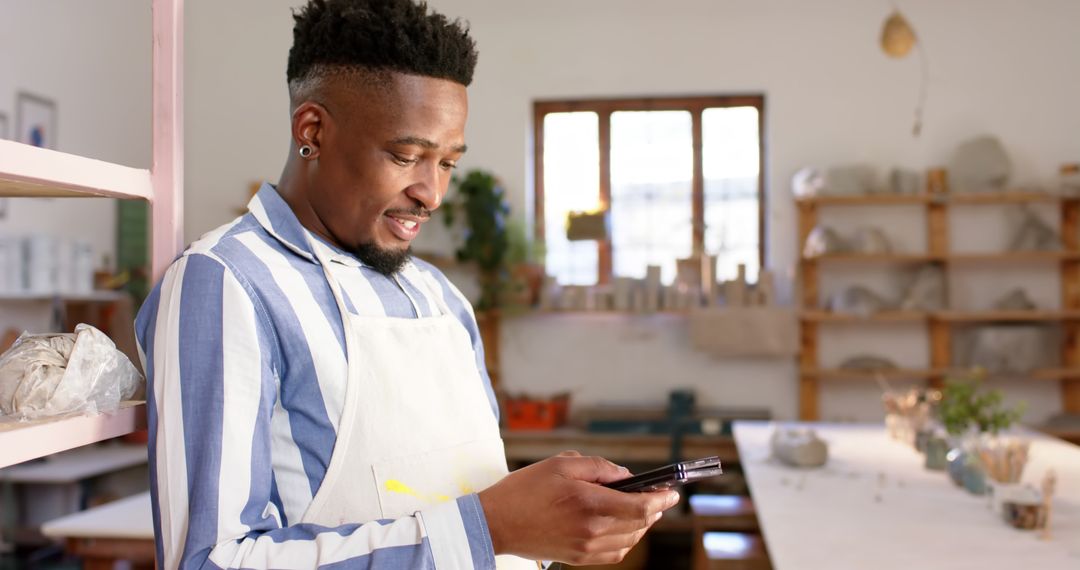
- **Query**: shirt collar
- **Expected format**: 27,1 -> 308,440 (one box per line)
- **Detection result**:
247,182 -> 363,268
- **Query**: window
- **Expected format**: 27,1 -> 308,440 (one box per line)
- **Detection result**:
534,96 -> 764,287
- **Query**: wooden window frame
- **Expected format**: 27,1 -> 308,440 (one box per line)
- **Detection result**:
533,95 -> 766,285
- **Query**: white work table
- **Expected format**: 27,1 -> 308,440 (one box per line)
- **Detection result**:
42,491 -> 152,541
41,491 -> 154,570
733,421 -> 1080,570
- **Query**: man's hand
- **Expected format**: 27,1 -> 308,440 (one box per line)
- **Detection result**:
478,451 -> 680,565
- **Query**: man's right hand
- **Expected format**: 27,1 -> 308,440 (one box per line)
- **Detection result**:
477,451 -> 680,565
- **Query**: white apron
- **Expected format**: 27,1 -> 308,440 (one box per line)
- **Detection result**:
300,240 -> 535,569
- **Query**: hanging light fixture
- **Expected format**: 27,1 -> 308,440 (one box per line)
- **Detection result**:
879,8 -> 927,136
881,11 -> 917,57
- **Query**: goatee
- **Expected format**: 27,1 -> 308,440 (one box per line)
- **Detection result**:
352,242 -> 412,276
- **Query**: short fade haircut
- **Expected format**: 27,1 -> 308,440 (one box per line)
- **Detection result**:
286,0 -> 478,91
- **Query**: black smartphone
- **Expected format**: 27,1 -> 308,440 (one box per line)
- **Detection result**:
602,456 -> 723,492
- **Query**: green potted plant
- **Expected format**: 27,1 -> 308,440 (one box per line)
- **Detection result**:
440,169 -> 511,312
939,376 -> 1025,493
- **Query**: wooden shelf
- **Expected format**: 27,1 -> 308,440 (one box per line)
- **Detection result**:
804,251 -> 1080,264
0,140 -> 152,200
0,402 -> 146,469
802,309 -> 1080,323
796,191 -> 1076,207
800,310 -> 927,322
804,253 -> 941,263
800,368 -> 938,380
801,368 -> 1080,381
796,194 -> 931,206
947,191 -> 1077,204
935,310 -> 1080,322
949,251 -> 1080,263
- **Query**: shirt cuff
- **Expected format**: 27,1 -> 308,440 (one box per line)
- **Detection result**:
417,494 -> 496,570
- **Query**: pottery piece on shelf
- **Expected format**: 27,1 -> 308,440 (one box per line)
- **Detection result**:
828,286 -> 891,317
803,225 -> 848,258
851,226 -> 893,254
839,355 -> 899,371
994,288 -> 1037,311
1007,206 -> 1060,251
966,325 -> 1056,374
897,264 -> 945,311
823,165 -> 877,196
771,428 -> 829,468
888,168 -> 921,195
949,135 -> 1011,193
792,167 -> 826,199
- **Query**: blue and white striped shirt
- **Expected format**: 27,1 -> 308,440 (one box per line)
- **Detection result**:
135,183 -> 498,569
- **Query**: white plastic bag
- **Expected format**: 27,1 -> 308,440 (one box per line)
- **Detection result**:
0,324 -> 143,421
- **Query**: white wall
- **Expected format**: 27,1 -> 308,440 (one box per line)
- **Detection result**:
0,1 -> 151,331
183,0 -> 1080,422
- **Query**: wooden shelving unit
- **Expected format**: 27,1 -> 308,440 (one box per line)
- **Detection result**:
0,0 -> 183,469
796,178 -> 1080,422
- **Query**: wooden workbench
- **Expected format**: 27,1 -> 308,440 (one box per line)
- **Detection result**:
502,428 -> 738,465
734,421 -> 1080,570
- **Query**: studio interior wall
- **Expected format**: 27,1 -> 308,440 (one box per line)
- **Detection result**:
183,0 -> 1080,422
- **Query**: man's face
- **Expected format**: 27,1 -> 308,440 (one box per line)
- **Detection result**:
308,72 -> 468,272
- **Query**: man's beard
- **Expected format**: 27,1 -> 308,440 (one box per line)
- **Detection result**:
352,242 -> 412,276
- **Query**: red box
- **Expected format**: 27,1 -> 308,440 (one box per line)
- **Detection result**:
503,393 -> 570,431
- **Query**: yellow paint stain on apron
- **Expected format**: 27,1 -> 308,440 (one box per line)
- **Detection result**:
385,479 -> 452,503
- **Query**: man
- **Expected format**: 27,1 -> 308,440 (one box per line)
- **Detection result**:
135,0 -> 678,568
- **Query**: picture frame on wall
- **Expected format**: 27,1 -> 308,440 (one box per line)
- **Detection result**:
16,92 -> 57,149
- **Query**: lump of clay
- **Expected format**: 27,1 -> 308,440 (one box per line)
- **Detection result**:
949,135 -> 1011,193
898,265 -> 946,311
851,227 -> 892,254
994,289 -> 1037,311
771,428 -> 829,468
828,286 -> 891,317
840,355 -> 899,371
1008,207 -> 1060,251
803,226 -> 848,257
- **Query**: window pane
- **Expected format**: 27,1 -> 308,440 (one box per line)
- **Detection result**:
543,112 -> 600,285
703,106 -> 761,282
610,110 -> 693,285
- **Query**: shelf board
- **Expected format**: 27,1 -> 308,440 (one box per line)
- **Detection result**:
796,191 -> 1076,207
802,309 -> 1080,323
0,140 -> 152,200
804,251 -> 1080,264
800,310 -> 927,322
947,191 -> 1077,204
796,194 -> 931,206
949,251 -> 1080,263
0,291 -> 127,303
802,368 -> 1080,381
0,401 -> 146,469
804,253 -> 940,263
800,368 -> 938,380
935,310 -> 1080,322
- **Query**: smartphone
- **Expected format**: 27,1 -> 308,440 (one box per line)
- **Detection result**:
602,456 -> 723,492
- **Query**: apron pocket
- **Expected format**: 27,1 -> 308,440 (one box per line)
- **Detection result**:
372,436 -> 509,519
